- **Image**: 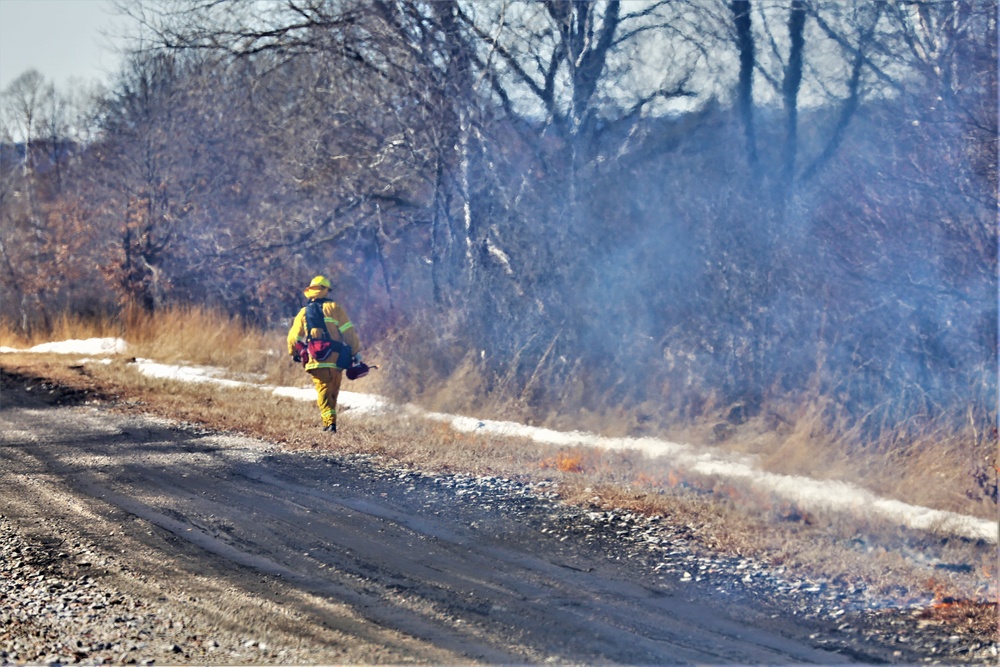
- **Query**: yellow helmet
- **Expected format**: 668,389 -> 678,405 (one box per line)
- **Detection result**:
309,275 -> 331,289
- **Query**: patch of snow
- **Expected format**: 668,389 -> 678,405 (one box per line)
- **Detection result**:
690,459 -> 997,543
0,337 -> 127,355
271,386 -> 316,402
338,390 -> 391,414
134,359 -> 247,389
271,385 -> 389,414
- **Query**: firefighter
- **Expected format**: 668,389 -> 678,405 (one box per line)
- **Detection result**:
287,275 -> 362,433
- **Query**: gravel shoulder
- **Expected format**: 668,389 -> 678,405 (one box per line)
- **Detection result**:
1,367 -> 996,665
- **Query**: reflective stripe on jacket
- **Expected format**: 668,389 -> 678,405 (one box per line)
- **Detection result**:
287,300 -> 362,371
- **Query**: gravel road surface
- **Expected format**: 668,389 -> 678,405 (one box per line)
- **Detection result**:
1,370 -> 995,665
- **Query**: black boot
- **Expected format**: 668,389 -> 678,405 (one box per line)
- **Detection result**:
323,423 -> 337,433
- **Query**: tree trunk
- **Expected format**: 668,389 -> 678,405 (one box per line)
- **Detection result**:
781,0 -> 807,191
731,0 -> 758,167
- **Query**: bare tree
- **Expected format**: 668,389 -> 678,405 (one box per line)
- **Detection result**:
731,0 -> 758,166
88,52 -> 195,311
0,70 -> 56,331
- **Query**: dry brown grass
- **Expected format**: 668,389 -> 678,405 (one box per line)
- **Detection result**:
710,399 -> 998,521
0,311 -> 120,348
120,305 -> 289,376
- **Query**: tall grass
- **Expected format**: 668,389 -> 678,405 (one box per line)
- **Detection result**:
124,304 -> 260,362
0,311 -> 121,348
719,398 -> 998,518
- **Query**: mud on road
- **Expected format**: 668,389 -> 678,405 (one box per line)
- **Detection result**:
0,368 -> 994,664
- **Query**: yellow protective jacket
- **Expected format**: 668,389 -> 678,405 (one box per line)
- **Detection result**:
287,295 -> 362,371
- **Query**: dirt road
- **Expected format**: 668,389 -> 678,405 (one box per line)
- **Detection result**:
0,370 -> 974,664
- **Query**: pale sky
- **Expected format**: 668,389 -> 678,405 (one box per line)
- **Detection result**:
0,0 -> 126,91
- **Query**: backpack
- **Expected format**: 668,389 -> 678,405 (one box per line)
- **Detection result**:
303,299 -> 353,369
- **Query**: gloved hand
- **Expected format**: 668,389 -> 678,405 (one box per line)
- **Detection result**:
292,352 -> 301,363
352,352 -> 363,366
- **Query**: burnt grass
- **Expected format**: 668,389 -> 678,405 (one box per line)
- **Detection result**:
0,366 -> 112,406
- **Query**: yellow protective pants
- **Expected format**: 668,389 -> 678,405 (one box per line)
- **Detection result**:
307,367 -> 343,427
